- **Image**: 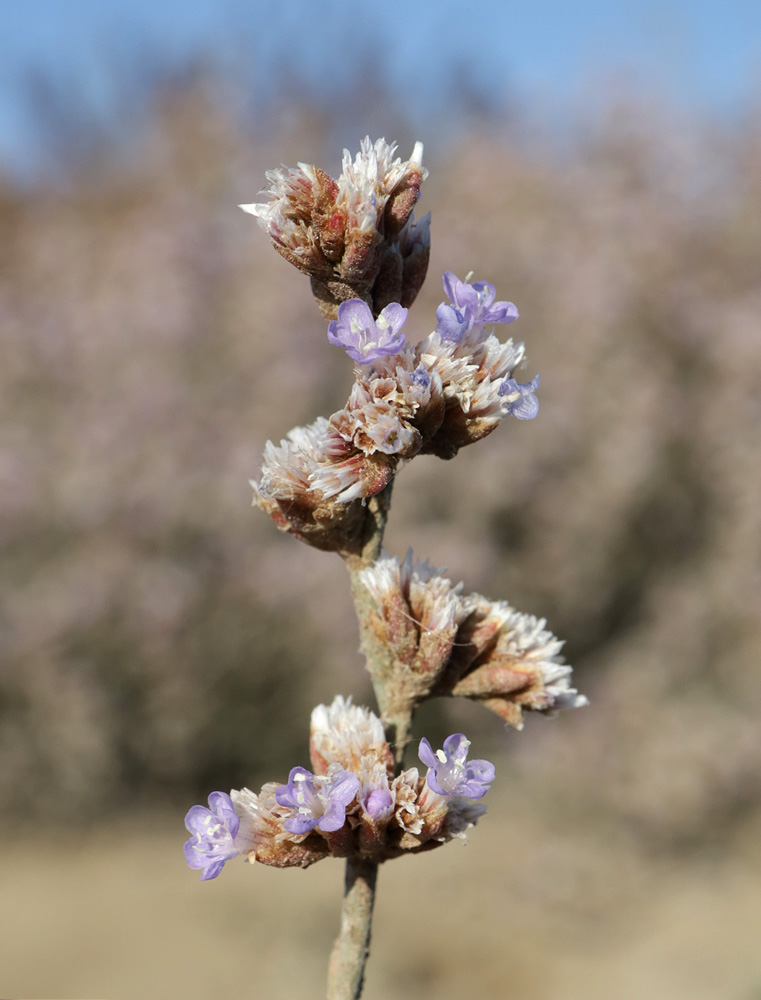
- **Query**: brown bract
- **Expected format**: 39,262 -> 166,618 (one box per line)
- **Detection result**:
253,452 -> 396,556
357,556 -> 586,728
243,138 -> 430,320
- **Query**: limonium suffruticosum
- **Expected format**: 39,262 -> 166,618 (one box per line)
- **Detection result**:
185,136 -> 587,1000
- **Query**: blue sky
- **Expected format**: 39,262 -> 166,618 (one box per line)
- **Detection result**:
1,0 -> 759,174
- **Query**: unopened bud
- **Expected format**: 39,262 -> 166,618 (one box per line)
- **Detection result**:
243,137 -> 429,319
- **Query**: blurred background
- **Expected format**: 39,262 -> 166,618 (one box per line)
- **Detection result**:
2,1 -> 761,997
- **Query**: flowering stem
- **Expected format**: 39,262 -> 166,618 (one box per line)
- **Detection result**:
328,479 -> 415,998
344,481 -> 417,764
326,857 -> 379,1000
345,481 -> 394,570
377,697 -> 415,769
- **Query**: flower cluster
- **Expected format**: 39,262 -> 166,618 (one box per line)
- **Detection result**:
358,552 -> 587,727
240,137 -> 430,319
251,271 -> 538,553
185,136 -> 588,951
183,697 -> 494,880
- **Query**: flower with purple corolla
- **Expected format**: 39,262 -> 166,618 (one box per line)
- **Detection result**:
418,734 -> 495,800
356,763 -> 395,821
276,765 -> 360,835
499,373 -> 540,420
362,787 -> 395,819
409,365 -> 431,388
434,301 -> 472,342
184,791 -> 241,881
435,271 -> 519,341
327,299 -> 408,365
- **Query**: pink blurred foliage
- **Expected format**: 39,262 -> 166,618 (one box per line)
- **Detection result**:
1,79 -> 760,847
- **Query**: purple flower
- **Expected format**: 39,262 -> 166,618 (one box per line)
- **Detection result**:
184,791 -> 241,881
357,766 -> 395,820
410,365 -> 431,388
327,299 -> 408,365
434,301 -> 472,342
435,271 -> 518,341
418,734 -> 495,800
362,787 -> 395,819
276,766 -> 360,835
499,374 -> 540,420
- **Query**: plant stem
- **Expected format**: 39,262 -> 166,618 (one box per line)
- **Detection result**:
326,857 -> 379,1000
327,479 -> 418,998
345,481 -> 394,570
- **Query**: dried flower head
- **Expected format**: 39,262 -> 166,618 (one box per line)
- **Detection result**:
310,695 -> 393,775
251,415 -> 396,554
358,550 -> 468,698
241,137 -> 429,319
250,269 -> 539,552
441,594 -> 589,728
356,552 -> 587,726
184,705 -> 495,874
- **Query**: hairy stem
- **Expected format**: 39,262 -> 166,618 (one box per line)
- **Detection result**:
326,857 -> 379,1000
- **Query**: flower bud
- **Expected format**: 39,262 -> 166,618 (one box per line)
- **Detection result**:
439,595 -> 588,728
358,551 -> 468,697
309,696 -> 393,776
251,416 -> 397,555
184,703 -> 496,874
242,137 -> 429,319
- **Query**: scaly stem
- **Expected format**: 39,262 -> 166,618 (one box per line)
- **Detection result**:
326,857 -> 379,1000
